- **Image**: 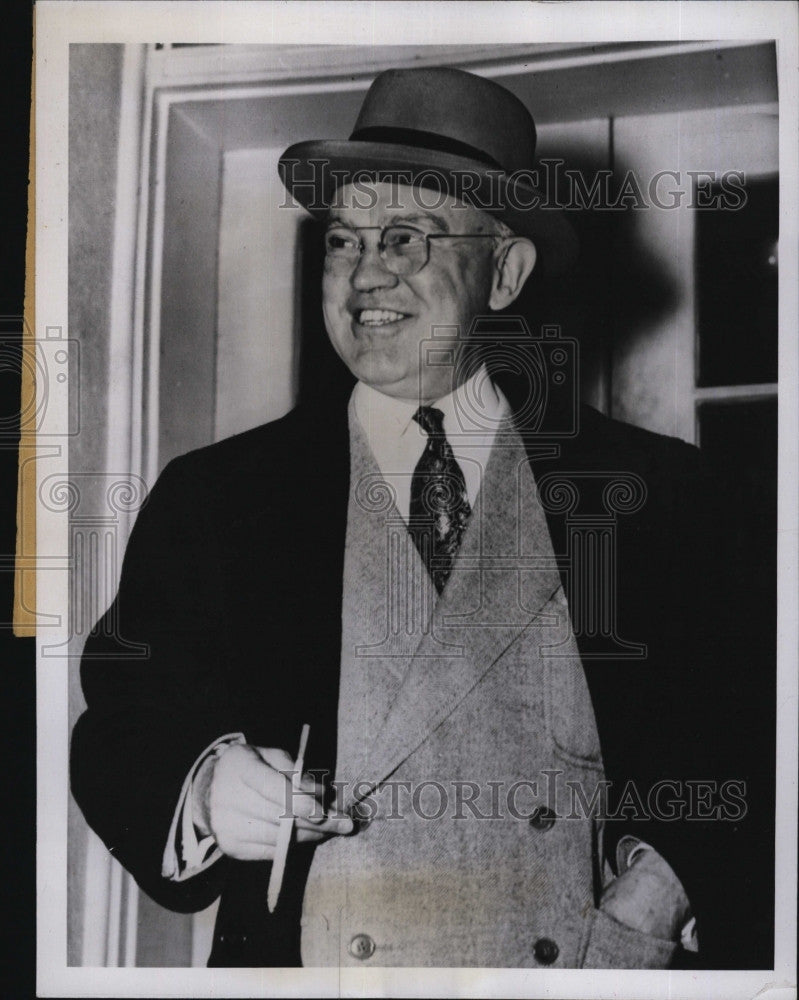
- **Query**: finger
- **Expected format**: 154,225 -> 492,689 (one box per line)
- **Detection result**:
211,786 -> 295,850
214,775 -> 280,819
299,771 -> 325,795
232,750 -> 327,822
276,787 -> 328,822
228,794 -> 287,829
239,766 -> 293,805
247,749 -> 308,801
236,753 -> 290,793
214,818 -> 278,858
231,840 -> 277,862
235,827 -> 326,855
295,813 -> 354,837
241,761 -> 319,811
212,743 -> 272,798
254,746 -> 295,771
218,815 -> 352,858
251,748 -> 323,799
314,813 -> 355,836
237,771 -> 327,827
295,814 -> 337,832
296,827 -> 328,844
226,787 -> 331,831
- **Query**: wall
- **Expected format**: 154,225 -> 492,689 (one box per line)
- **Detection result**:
68,48 -> 201,966
67,43 -> 123,965
215,147 -> 304,441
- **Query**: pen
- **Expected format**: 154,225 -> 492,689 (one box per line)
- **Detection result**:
267,723 -> 310,913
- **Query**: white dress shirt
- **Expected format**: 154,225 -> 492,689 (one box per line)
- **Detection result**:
351,366 -> 509,522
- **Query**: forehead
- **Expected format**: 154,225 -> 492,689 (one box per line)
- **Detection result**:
327,179 -> 488,231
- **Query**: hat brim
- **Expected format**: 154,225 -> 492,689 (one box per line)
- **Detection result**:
278,140 -> 578,277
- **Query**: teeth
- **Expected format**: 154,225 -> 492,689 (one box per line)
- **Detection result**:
358,309 -> 405,326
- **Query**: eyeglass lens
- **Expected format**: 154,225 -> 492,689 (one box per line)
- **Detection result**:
324,225 -> 429,276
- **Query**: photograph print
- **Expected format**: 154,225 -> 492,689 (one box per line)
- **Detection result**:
33,4 -> 794,995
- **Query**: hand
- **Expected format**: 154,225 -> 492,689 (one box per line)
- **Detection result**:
599,849 -> 690,941
204,743 -> 353,861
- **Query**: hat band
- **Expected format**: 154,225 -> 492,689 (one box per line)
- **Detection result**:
349,126 -> 504,172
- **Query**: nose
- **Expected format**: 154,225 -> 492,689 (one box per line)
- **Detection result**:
350,235 -> 399,291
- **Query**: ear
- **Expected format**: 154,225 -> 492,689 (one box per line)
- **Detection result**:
488,238 -> 537,311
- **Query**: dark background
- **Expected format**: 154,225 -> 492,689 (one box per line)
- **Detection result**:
0,2 -> 34,995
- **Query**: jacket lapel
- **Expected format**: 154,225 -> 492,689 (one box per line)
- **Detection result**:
345,418 -> 565,806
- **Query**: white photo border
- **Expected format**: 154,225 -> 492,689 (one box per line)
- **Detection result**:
36,2 -> 798,997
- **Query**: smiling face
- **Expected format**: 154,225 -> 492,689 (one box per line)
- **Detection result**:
321,181 -> 504,402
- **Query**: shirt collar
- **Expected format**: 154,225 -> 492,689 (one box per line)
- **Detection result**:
352,365 -> 507,445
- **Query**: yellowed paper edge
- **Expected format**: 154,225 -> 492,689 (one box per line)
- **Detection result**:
14,19 -> 36,637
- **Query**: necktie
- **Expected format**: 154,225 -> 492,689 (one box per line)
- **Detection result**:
409,406 -> 472,594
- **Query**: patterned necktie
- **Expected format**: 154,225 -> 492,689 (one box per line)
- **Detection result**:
408,406 -> 472,594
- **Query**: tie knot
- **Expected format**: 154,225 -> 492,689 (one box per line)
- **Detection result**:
413,405 -> 446,439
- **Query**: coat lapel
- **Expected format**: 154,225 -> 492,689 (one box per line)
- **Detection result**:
345,418 -> 565,806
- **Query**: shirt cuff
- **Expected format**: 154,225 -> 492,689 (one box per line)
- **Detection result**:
615,835 -> 699,953
161,733 -> 246,882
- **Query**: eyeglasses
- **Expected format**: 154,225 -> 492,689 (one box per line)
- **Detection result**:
323,224 -> 499,277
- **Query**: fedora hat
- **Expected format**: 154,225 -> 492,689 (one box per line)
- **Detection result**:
278,66 -> 578,275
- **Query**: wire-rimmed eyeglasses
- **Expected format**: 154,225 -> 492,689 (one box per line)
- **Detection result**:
323,224 -> 500,277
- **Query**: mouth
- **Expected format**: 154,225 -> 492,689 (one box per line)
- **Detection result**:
353,308 -> 410,328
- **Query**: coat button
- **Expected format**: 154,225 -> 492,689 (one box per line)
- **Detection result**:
347,799 -> 373,833
533,937 -> 559,965
349,933 -> 376,960
529,806 -> 557,831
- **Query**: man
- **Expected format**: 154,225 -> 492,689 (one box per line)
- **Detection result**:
71,67 -> 772,969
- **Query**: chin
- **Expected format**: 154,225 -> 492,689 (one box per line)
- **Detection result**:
351,358 -> 408,390
360,375 -> 412,397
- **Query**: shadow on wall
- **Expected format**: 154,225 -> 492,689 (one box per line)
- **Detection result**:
292,151 -> 679,419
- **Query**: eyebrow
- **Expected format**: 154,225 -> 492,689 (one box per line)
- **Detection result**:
392,213 -> 450,233
326,212 -> 450,233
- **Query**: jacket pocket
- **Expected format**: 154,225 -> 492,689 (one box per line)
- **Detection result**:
579,906 -> 677,969
541,588 -> 604,768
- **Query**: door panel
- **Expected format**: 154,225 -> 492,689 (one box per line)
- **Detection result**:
611,106 -> 778,442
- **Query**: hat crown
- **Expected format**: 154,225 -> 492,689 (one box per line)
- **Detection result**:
277,65 -> 578,275
350,67 -> 536,176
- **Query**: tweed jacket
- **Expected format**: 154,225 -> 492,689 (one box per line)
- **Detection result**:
71,390 -> 775,969
298,401 -> 681,968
